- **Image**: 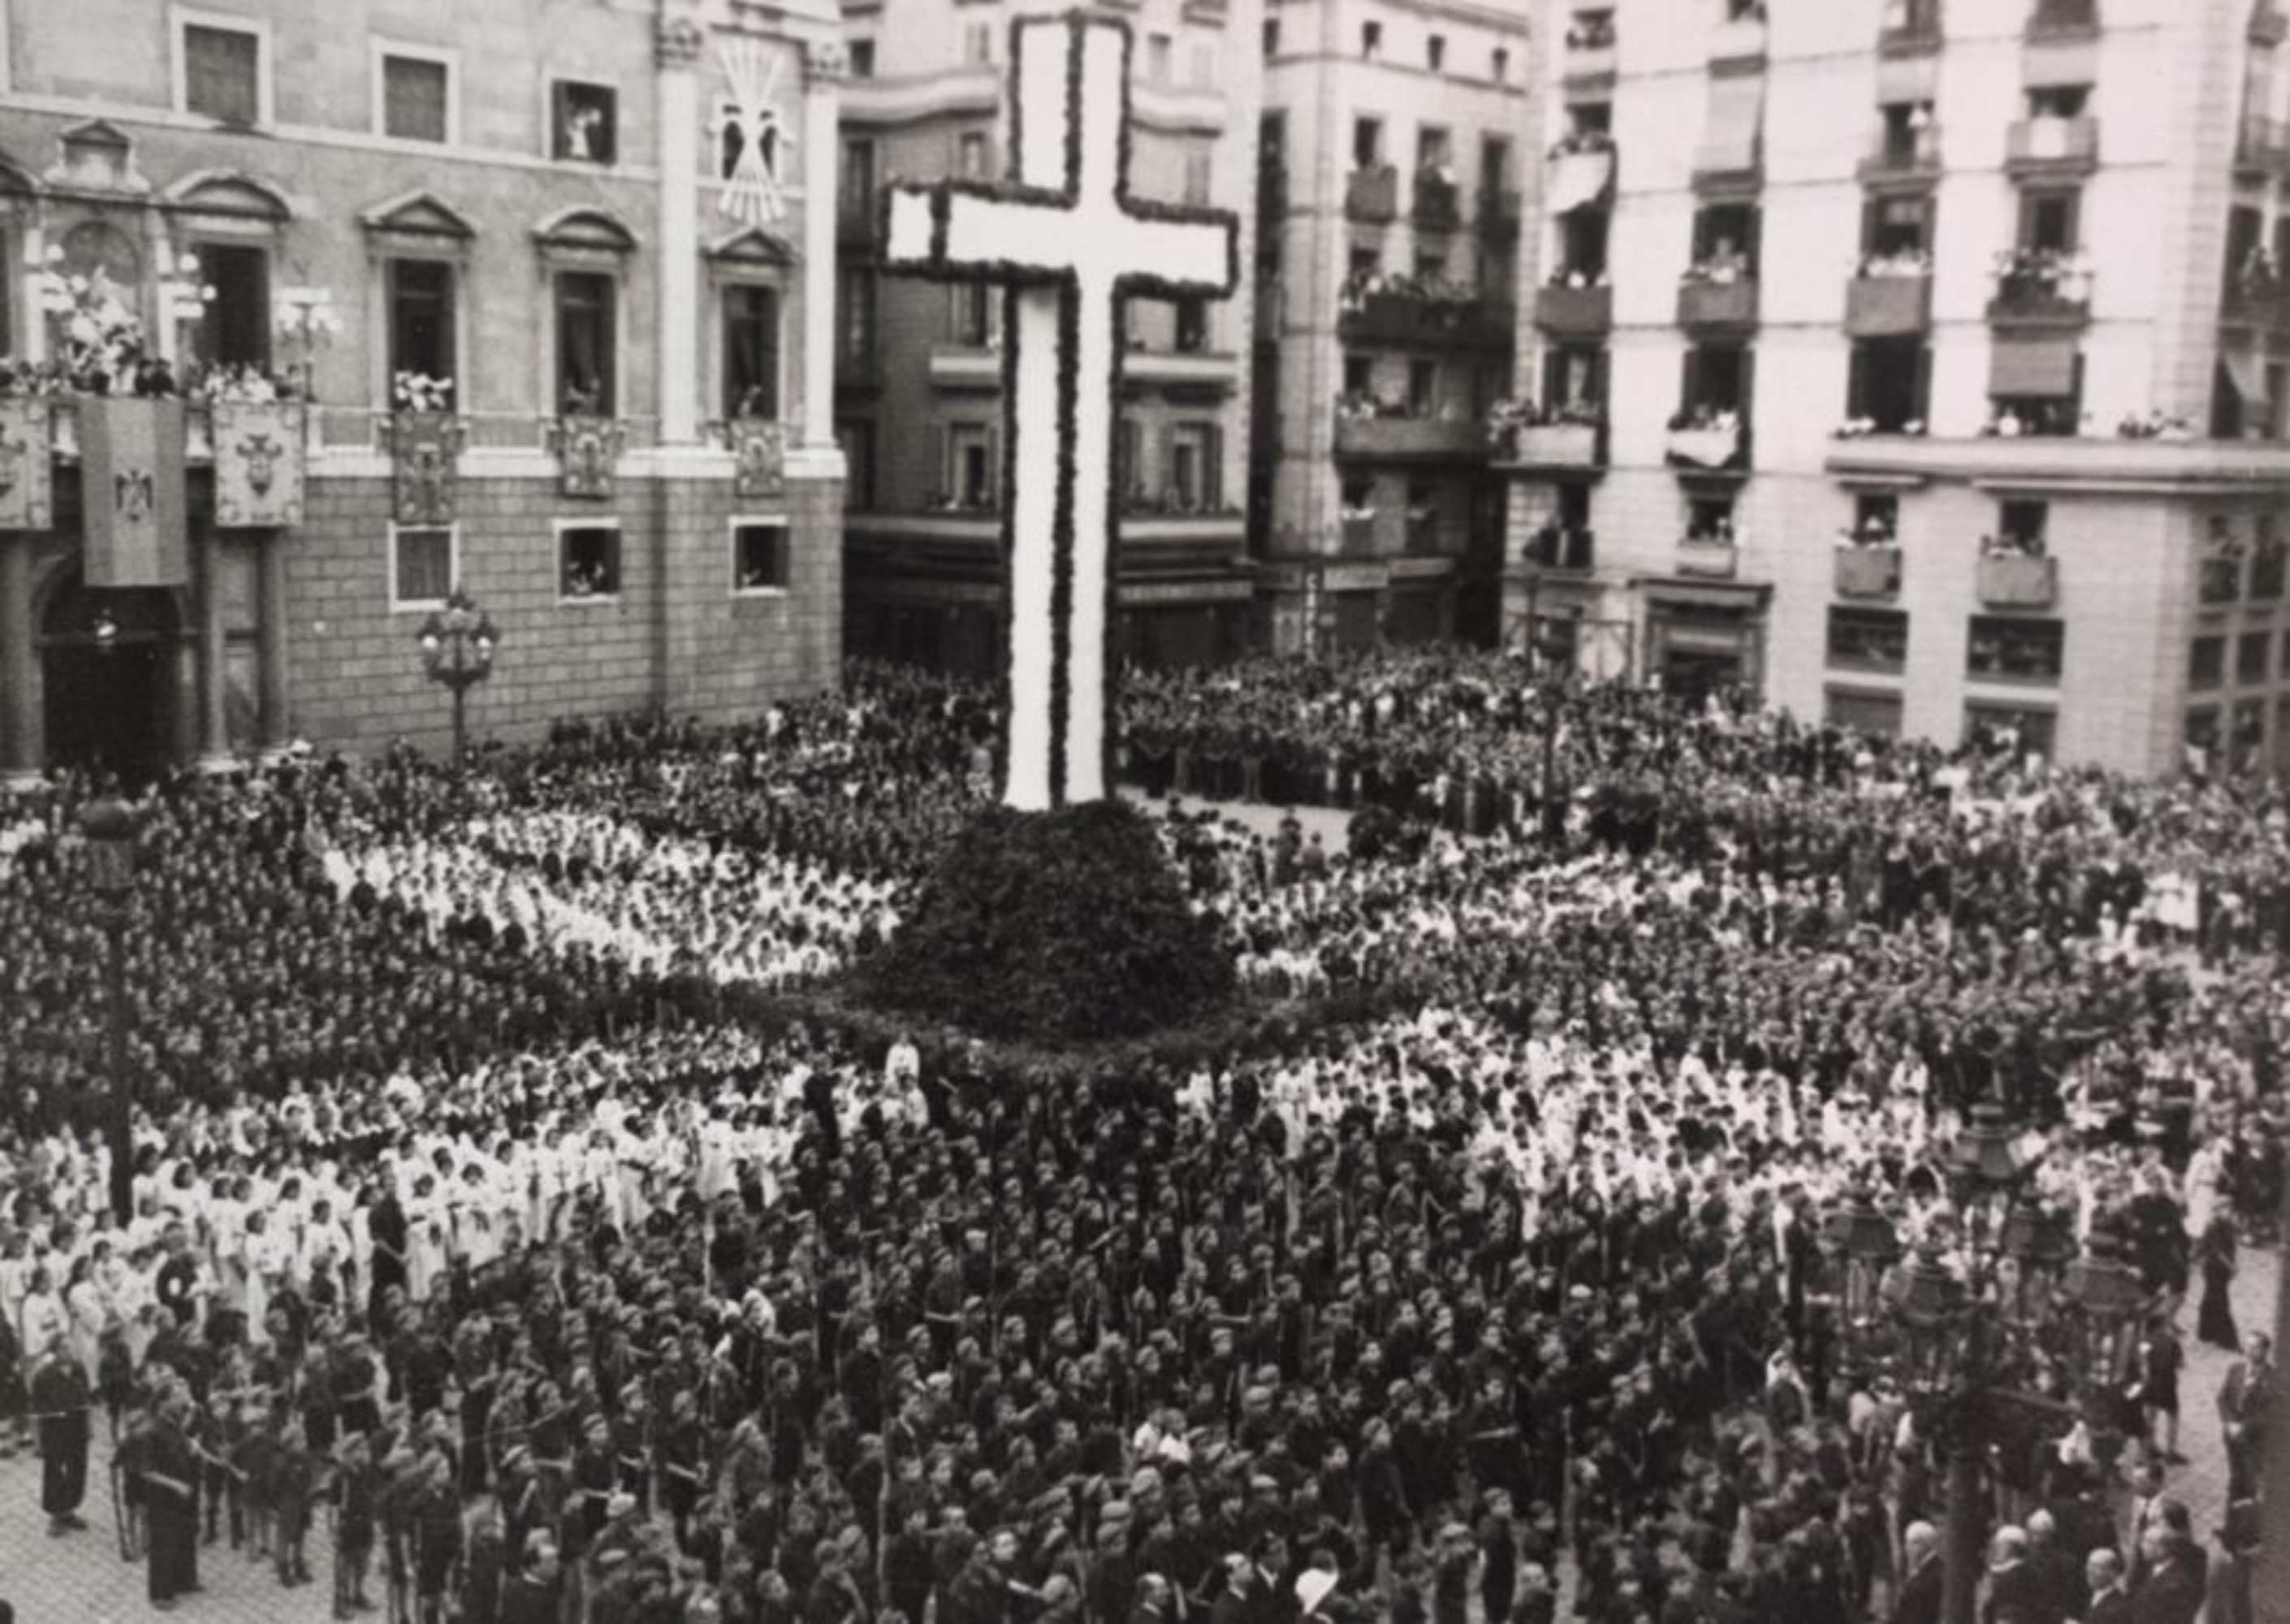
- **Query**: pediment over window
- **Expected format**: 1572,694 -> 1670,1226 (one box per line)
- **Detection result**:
45,119 -> 148,194
361,188 -> 476,243
534,207 -> 637,255
707,224 -> 798,266
162,168 -> 292,223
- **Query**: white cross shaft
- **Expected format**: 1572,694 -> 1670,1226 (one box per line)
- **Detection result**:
882,14 -> 1236,810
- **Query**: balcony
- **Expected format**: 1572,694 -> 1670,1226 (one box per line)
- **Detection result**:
1709,10 -> 1767,66
1977,552 -> 2058,608
1880,13 -> 1943,56
1338,289 -> 1512,350
1346,165 -> 1399,224
928,343 -> 1003,388
1844,270 -> 1933,337
1413,174 -> 1461,232
1666,419 -> 1748,473
1563,20 -> 1617,84
1824,434 -> 2290,495
1678,538 -> 1740,578
1677,275 -> 1760,331
2222,272 -> 2290,332
2236,116 -> 2290,179
1334,412 -> 1490,462
1536,281 -> 1612,337
1988,256 -> 2093,330
2005,115 -> 2099,177
2026,0 -> 2098,40
1859,124 -> 1942,185
1124,345 -> 1241,388
1497,421 -> 1602,472
1834,544 -> 1903,599
1479,188 -> 1522,240
1523,524 -> 1597,572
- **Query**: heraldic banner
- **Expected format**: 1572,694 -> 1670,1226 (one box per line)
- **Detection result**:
213,402 -> 307,529
0,399 -> 55,531
82,395 -> 189,587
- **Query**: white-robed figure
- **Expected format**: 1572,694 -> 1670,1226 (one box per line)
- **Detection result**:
881,10 -> 1237,810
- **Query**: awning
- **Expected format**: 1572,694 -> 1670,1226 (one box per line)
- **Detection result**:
1696,74 -> 1765,175
1546,147 -> 1614,214
1988,335 -> 2079,399
2223,347 -> 2269,404
1876,52 -> 1937,106
1632,575 -> 1774,610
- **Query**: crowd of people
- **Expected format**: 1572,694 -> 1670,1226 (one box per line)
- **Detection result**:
0,650 -> 2283,1624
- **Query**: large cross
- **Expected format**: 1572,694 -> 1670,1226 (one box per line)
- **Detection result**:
883,12 -> 1238,810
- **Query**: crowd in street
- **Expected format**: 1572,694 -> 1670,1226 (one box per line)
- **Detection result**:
0,651 -> 2284,1624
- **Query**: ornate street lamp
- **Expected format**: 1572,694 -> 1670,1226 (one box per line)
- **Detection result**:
79,797 -> 140,1226
1833,1098 -> 2162,1624
416,587 -> 499,771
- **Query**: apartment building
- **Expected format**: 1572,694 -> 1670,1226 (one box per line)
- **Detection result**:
1255,0 -> 1533,653
0,0 -> 849,783
1506,0 -> 2290,776
835,0 -> 1263,676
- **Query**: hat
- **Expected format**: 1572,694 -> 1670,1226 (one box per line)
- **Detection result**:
1294,1571 -> 1339,1616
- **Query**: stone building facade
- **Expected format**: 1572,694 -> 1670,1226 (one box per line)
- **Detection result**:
834,0 -> 1264,676
0,0 -> 846,783
1506,0 -> 2290,776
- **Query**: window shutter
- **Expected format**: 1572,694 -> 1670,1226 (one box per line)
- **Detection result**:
1739,349 -> 1756,425
1914,344 -> 1934,423
1588,348 -> 1609,409
1847,344 -> 1869,420
1859,197 -> 1882,257
1679,348 -> 1700,414
1207,424 -> 1225,508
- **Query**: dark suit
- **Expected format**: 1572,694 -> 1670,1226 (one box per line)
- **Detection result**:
2085,1587 -> 2132,1624
2129,1557 -> 2203,1624
1893,1556 -> 1943,1624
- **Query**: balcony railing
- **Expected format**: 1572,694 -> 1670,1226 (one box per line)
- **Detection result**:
2027,0 -> 2098,39
1666,419 -> 1749,472
1497,421 -> 1603,470
1989,257 -> 2093,328
2236,116 -> 2290,177
1860,124 -> 1942,183
1709,10 -> 1767,65
1346,165 -> 1399,224
1845,270 -> 1933,337
1678,275 -> 1761,330
2005,115 -> 2099,175
1678,538 -> 1740,578
1334,413 -> 1490,460
1834,544 -> 1903,599
1338,290 -> 1513,349
1413,174 -> 1461,231
1536,281 -> 1613,336
1977,552 -> 2058,607
1523,525 -> 1597,572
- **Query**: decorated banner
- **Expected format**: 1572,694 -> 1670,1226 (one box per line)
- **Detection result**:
728,417 -> 786,500
548,413 -> 627,500
389,409 -> 466,525
81,395 -> 188,587
0,399 -> 55,531
212,402 -> 307,528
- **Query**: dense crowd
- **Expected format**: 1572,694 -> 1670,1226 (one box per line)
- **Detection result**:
0,651 -> 2284,1624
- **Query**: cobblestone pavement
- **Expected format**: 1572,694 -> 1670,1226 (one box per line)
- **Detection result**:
0,1255 -> 2274,1620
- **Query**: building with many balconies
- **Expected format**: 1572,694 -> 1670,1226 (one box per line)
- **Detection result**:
0,0 -> 849,784
1254,0 -> 1533,653
1505,0 -> 2290,776
833,0 -> 1263,676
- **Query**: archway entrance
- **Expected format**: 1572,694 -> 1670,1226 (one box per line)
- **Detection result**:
39,569 -> 184,788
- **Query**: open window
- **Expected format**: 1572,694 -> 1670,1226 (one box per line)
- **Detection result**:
731,518 -> 790,594
552,81 -> 617,164
557,521 -> 621,601
1847,339 -> 1930,431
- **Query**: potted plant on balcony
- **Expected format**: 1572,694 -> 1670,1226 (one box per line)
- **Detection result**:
387,371 -> 465,525
1989,247 -> 2093,320
1833,519 -> 1902,598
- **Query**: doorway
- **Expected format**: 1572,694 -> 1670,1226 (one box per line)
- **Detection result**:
38,569 -> 184,788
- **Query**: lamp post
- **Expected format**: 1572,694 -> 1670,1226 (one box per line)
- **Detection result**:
1834,1102 -> 2148,1624
417,587 -> 499,772
80,797 -> 140,1227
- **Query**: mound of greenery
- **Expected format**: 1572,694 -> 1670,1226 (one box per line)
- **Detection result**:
855,799 -> 1238,1044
